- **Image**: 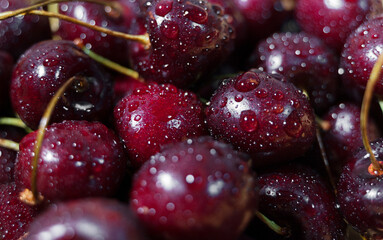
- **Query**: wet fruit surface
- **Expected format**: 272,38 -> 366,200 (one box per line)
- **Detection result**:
26,198 -> 149,240
11,40 -> 113,129
114,83 -> 206,167
15,120 -> 126,202
337,139 -> 383,239
206,69 -> 316,167
130,137 -> 257,240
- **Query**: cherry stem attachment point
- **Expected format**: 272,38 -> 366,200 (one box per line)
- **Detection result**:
0,138 -> 19,151
74,39 -> 143,81
30,76 -> 85,205
0,9 -> 151,48
0,117 -> 32,133
255,211 -> 290,237
361,52 -> 383,175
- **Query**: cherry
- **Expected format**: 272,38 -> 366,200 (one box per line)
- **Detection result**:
322,102 -> 381,176
0,51 -> 13,111
10,40 -> 113,130
340,16 -> 383,97
337,138 -> 383,238
114,82 -> 206,168
0,126 -> 25,184
0,0 -> 50,58
295,0 -> 370,51
56,1 -> 132,64
0,182 -> 38,240
232,0 -> 292,41
26,198 -> 149,240
113,74 -> 147,104
128,0 -> 235,88
15,120 -> 126,202
256,164 -> 345,239
205,69 -> 316,167
249,32 -> 339,114
130,136 -> 257,240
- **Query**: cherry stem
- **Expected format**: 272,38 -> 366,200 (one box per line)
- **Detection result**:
0,117 -> 33,133
0,138 -> 19,151
315,116 -> 330,131
316,127 -> 337,192
361,52 -> 383,175
0,9 -> 151,48
255,211 -> 290,236
280,0 -> 296,11
74,39 -> 143,81
30,76 -> 86,204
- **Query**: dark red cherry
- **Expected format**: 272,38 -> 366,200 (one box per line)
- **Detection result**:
323,102 -> 381,176
0,0 -> 50,58
206,69 -> 316,167
26,198 -> 148,240
232,0 -> 292,40
256,164 -> 345,239
337,138 -> 383,238
0,182 -> 38,240
57,2 -> 131,64
0,126 -> 26,184
0,51 -> 13,111
15,120 -> 126,202
10,40 -> 113,130
114,83 -> 206,168
296,0 -> 370,51
249,32 -> 339,114
130,136 -> 257,240
113,75 -> 147,104
128,0 -> 235,88
340,16 -> 383,97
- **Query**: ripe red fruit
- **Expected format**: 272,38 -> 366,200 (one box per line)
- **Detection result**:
10,40 -> 113,129
26,198 -> 149,240
206,69 -> 316,167
114,83 -> 206,168
128,0 -> 235,88
130,136 -> 257,240
15,120 -> 126,202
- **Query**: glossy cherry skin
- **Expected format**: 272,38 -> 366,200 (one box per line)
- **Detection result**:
206,69 -> 316,167
340,16 -> 383,97
57,2 -> 131,64
113,75 -> 147,104
15,120 -> 126,202
0,182 -> 38,240
323,102 -> 381,176
0,0 -> 51,58
0,126 -> 26,184
130,137 -> 257,240
249,32 -> 339,114
296,0 -> 370,51
11,40 -> 113,130
232,0 -> 292,40
0,51 -> 13,111
337,139 -> 383,238
257,164 -> 345,240
128,0 -> 235,88
114,83 -> 206,168
26,198 -> 148,240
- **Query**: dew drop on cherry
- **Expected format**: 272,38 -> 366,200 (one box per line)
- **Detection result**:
283,111 -> 303,138
184,4 -> 208,24
234,72 -> 260,92
155,0 -> 173,16
160,21 -> 179,39
240,110 -> 258,133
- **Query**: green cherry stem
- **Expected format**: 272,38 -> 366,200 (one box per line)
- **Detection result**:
0,117 -> 32,133
0,138 -> 19,151
255,211 -> 290,237
361,52 -> 383,176
29,76 -> 86,205
0,9 -> 151,48
74,39 -> 143,81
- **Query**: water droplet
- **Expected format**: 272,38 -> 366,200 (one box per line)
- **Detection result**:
134,115 -> 142,121
219,97 -> 227,108
155,0 -> 173,16
239,110 -> 258,133
128,102 -> 139,112
235,72 -> 260,92
234,94 -> 243,102
255,88 -> 268,98
160,20 -> 179,39
283,111 -> 303,137
184,4 -> 208,24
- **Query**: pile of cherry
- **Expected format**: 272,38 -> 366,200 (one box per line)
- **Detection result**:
1,0 -> 383,239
